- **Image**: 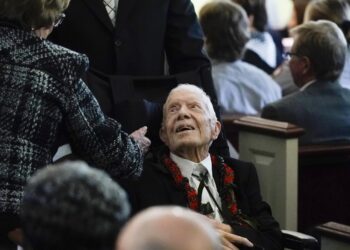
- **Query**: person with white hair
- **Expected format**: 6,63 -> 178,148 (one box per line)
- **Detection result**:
121,84 -> 282,250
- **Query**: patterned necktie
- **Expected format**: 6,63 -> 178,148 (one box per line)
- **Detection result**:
192,166 -> 214,215
103,0 -> 117,25
192,164 -> 223,221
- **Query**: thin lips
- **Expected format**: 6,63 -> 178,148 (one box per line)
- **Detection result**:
175,124 -> 195,133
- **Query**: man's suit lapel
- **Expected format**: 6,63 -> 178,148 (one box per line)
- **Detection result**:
154,158 -> 189,207
169,186 -> 188,207
81,0 -> 114,32
212,163 -> 221,190
211,158 -> 236,224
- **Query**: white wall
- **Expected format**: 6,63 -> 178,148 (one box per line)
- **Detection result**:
191,0 -> 213,14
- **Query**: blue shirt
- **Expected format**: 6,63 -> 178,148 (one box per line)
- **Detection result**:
212,60 -> 281,115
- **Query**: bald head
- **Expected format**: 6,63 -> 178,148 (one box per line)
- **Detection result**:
117,206 -> 222,250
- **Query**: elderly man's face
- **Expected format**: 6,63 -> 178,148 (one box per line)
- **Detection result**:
160,89 -> 220,156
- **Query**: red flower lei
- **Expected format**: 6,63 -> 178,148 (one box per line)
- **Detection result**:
163,154 -> 238,215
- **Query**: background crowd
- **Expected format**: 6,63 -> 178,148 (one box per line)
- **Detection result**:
1,0 -> 350,249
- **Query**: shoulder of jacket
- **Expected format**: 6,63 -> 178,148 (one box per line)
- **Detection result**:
38,41 -> 89,82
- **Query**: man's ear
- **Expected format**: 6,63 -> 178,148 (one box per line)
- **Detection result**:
301,56 -> 312,75
211,121 -> 221,140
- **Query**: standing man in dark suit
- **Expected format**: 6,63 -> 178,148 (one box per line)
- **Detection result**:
261,20 -> 350,145
121,84 -> 282,250
49,0 -> 209,76
49,0 -> 229,156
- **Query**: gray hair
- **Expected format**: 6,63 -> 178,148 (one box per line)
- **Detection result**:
21,161 -> 129,250
162,84 -> 217,126
0,0 -> 70,30
304,0 -> 350,44
199,0 -> 250,62
290,20 -> 347,81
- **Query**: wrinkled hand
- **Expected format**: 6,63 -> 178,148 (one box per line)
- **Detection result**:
130,126 -> 151,155
205,217 -> 254,250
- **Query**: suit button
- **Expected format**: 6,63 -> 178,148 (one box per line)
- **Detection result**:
115,40 -> 122,47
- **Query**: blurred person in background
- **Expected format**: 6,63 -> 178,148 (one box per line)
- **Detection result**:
200,0 -> 281,116
21,161 -> 129,250
262,20 -> 350,145
232,0 -> 282,75
265,0 -> 300,96
304,0 -> 350,89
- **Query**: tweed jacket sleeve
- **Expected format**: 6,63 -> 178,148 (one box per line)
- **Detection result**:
32,40 -> 145,178
60,77 -> 143,178
0,23 -> 144,217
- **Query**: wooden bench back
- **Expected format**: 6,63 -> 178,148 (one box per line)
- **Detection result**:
298,144 -> 350,232
222,116 -> 350,232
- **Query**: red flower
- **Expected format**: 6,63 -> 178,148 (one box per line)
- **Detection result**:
164,155 -> 199,210
230,203 -> 238,214
163,154 -> 239,217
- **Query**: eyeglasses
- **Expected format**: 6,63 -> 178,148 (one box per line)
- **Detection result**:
53,13 -> 65,28
283,52 -> 300,61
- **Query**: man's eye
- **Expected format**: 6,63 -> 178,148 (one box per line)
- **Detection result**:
190,104 -> 201,109
169,106 -> 178,112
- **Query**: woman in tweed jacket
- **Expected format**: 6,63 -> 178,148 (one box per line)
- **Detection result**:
0,0 -> 150,242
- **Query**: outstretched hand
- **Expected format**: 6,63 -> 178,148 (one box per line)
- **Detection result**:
130,126 -> 151,155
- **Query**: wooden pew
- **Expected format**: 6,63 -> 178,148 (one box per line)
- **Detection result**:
222,116 -> 350,231
298,145 -> 350,232
225,116 -> 304,230
316,222 -> 350,250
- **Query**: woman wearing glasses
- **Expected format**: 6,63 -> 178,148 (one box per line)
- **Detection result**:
0,0 -> 150,247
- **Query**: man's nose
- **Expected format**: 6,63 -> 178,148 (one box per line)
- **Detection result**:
177,106 -> 190,119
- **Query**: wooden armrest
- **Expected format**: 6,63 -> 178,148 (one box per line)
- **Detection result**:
299,144 -> 350,156
231,116 -> 304,138
282,230 -> 319,250
316,222 -> 350,243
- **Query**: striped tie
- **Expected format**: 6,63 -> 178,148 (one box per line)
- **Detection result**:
104,0 -> 117,25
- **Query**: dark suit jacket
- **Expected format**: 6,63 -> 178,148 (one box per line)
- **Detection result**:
261,80 -> 350,145
50,0 -> 229,156
121,151 -> 282,250
49,0 -> 210,76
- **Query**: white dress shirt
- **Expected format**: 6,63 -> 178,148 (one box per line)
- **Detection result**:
170,153 -> 223,221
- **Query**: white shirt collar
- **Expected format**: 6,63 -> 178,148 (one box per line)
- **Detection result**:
170,153 -> 213,179
300,80 -> 316,91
